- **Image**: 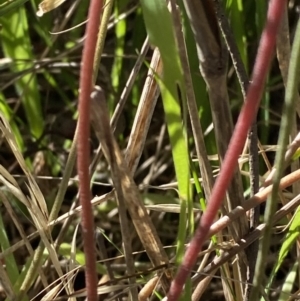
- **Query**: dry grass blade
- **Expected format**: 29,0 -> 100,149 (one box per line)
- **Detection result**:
125,47 -> 161,172
92,86 -> 138,300
208,169 -> 300,238
111,36 -> 151,133
0,113 -> 48,220
90,86 -> 171,293
145,204 -> 201,213
192,271 -> 216,301
90,36 -> 150,174
40,282 -> 64,301
0,112 -> 71,296
36,0 -> 68,16
138,275 -> 161,301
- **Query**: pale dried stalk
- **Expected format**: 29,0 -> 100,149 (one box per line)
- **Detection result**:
91,89 -> 138,300
90,87 -> 171,293
125,47 -> 161,172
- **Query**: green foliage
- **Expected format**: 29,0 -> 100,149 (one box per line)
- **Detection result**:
0,1 -> 299,300
0,6 -> 44,140
140,0 -> 192,263
59,243 -> 106,275
0,213 -> 19,286
266,207 -> 300,294
0,0 -> 29,16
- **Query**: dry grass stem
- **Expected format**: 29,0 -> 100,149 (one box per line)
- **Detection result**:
90,86 -> 171,293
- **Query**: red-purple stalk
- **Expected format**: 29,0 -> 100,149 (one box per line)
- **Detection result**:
167,1 -> 287,300
77,0 -> 103,300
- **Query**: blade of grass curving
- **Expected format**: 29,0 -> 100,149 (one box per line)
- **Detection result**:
69,0 -> 89,31
169,3 -> 195,274
250,11 -> 300,301
139,0 -> 190,199
167,1 -> 286,300
0,7 -> 44,139
140,0 -> 191,270
172,0 -> 214,204
0,115 -> 48,218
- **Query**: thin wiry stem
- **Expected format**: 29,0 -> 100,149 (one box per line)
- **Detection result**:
77,0 -> 103,300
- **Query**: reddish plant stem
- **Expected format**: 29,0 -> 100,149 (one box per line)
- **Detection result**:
77,0 -> 103,300
167,1 -> 287,300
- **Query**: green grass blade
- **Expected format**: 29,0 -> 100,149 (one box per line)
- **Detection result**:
59,243 -> 106,275
278,261 -> 298,301
0,93 -> 24,150
109,1 -> 127,111
227,0 -> 248,70
0,0 -> 29,17
0,7 -> 44,139
0,211 -> 19,284
140,0 -> 190,202
140,0 -> 191,266
179,1 -> 215,153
